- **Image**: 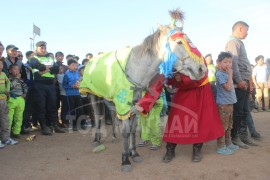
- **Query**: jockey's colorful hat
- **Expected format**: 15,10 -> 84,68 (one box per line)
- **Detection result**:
36,41 -> 47,47
6,44 -> 19,51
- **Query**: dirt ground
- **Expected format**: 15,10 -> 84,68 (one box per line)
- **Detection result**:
0,112 -> 270,180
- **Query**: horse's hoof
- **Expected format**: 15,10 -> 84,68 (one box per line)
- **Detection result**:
112,137 -> 119,144
131,155 -> 143,163
121,165 -> 132,172
92,141 -> 101,147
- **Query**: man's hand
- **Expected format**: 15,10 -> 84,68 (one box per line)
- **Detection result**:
237,80 -> 247,90
226,68 -> 233,77
130,103 -> 144,116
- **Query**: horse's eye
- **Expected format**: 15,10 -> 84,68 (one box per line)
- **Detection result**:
177,41 -> 182,45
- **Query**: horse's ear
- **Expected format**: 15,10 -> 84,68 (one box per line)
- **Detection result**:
158,24 -> 169,35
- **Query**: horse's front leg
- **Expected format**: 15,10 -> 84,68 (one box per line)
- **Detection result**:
104,100 -> 119,143
129,115 -> 142,163
89,94 -> 104,147
121,119 -> 132,172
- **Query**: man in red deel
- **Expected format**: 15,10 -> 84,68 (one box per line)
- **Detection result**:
132,36 -> 224,163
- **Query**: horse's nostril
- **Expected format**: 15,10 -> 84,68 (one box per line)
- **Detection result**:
199,67 -> 203,72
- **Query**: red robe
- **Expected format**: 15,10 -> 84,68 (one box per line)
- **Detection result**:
138,74 -> 165,113
163,73 -> 224,144
138,73 -> 224,144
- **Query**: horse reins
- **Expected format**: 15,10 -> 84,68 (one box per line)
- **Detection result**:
114,50 -> 154,95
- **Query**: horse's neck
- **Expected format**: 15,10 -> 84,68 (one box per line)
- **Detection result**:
125,45 -> 163,88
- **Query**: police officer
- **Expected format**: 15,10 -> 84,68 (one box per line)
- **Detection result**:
30,41 -> 65,135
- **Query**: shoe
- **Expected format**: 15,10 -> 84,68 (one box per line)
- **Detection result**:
150,144 -> 160,150
217,146 -> 234,155
266,108 -> 270,112
0,141 -> 5,148
162,143 -> 176,163
251,131 -> 261,140
137,140 -> 149,147
252,109 -> 259,113
24,127 -> 34,132
41,126 -> 53,136
54,125 -> 65,133
3,138 -> 18,145
21,127 -> 33,134
59,123 -> 69,128
232,137 -> 249,149
11,133 -> 21,139
258,108 -> 264,112
192,143 -> 203,162
240,137 -> 258,146
32,125 -> 39,130
227,143 -> 239,151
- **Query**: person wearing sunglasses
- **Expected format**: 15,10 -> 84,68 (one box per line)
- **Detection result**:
17,51 -> 23,61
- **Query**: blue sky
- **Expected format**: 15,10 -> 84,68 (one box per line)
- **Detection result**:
1,0 -> 269,64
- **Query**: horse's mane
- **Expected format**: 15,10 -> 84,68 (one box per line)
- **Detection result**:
141,29 -> 161,56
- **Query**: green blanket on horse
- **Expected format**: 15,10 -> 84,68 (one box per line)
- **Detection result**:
80,46 -> 140,120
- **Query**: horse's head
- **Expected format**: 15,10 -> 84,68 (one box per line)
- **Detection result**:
169,29 -> 207,80
158,10 -> 207,80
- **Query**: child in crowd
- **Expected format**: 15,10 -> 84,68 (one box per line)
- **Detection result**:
57,66 -> 68,127
215,52 -> 239,155
252,55 -> 270,112
138,96 -> 164,150
249,64 -> 258,112
8,64 -> 27,139
62,59 -> 84,131
205,54 -> 217,100
77,64 -> 91,129
22,50 -> 37,133
0,59 -> 18,147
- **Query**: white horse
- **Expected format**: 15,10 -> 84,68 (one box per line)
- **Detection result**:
80,10 -> 207,172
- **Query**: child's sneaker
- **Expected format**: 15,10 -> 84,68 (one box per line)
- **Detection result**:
227,143 -> 239,151
0,141 -> 5,148
150,144 -> 160,150
137,140 -> 149,147
3,138 -> 18,145
216,146 -> 234,155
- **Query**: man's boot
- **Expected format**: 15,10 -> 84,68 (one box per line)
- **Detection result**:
163,143 -> 177,163
240,135 -> 258,146
239,119 -> 258,146
251,131 -> 261,140
192,143 -> 203,162
53,123 -> 65,133
41,126 -> 53,136
232,136 -> 249,149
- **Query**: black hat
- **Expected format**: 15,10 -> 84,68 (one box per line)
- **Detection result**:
36,41 -> 47,47
6,44 -> 19,51
205,54 -> 212,58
